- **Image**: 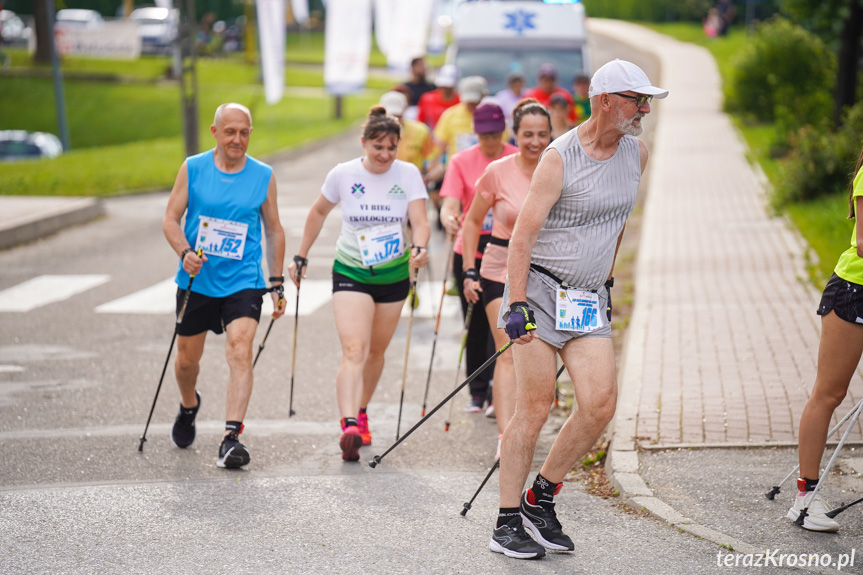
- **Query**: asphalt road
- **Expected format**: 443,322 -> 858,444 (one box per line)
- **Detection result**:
0,32 -> 809,575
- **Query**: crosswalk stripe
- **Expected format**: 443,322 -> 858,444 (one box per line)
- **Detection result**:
95,278 -> 176,314
96,278 -> 334,317
0,274 -> 110,312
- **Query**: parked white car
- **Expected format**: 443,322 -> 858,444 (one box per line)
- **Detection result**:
55,9 -> 105,28
129,7 -> 178,55
1,10 -> 32,46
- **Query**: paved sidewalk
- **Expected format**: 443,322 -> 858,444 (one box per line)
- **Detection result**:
0,196 -> 104,250
596,18 -> 863,563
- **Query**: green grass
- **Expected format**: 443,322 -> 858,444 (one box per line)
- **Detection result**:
0,42 -> 400,196
0,93 -> 378,196
647,22 -> 849,287
786,196 -> 853,286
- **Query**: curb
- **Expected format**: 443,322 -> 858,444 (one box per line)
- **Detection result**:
0,197 -> 105,251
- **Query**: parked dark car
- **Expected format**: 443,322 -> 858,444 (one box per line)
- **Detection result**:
0,131 -> 63,162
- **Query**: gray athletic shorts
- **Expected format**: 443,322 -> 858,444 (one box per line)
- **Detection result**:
498,267 -> 611,349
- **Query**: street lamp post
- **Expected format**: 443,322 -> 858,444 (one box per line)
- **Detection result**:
45,0 -> 69,151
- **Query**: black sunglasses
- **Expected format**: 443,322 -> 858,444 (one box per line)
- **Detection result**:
612,93 -> 652,108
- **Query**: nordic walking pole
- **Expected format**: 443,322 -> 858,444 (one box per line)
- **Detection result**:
253,286 -> 286,368
795,398 -> 863,527
396,270 -> 418,440
288,257 -> 306,418
421,238 -> 454,416
460,364 -> 566,516
765,397 -> 863,499
138,248 -> 202,452
370,339 -> 513,468
461,459 -> 499,517
445,302 -> 474,432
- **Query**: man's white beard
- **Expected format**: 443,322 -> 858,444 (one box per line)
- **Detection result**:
613,107 -> 644,137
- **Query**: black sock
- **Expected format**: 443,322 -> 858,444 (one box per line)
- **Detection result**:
359,407 -> 367,415
798,477 -> 819,492
497,507 -> 520,528
343,417 -> 358,428
530,473 -> 562,505
225,421 -> 243,435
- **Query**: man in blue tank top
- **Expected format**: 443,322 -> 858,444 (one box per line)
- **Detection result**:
162,103 -> 286,469
489,60 -> 668,559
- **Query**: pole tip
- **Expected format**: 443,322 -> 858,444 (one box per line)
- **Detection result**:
421,409 -> 426,417
765,487 -> 779,500
444,424 -> 450,432
289,410 -> 296,417
137,437 -> 146,452
460,503 -> 471,517
369,456 -> 381,468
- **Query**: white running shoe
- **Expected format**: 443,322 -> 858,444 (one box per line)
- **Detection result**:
787,492 -> 840,532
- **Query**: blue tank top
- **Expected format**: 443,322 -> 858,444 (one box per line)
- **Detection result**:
175,150 -> 272,297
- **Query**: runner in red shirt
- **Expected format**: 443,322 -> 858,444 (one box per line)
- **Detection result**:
523,64 -> 578,125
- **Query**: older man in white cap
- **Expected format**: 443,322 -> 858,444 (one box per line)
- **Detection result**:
489,59 -> 667,560
379,90 -> 434,177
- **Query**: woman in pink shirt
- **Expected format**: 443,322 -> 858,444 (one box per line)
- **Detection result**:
461,99 -> 552,456
439,103 -> 518,413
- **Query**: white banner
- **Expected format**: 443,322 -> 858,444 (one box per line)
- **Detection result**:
324,0 -> 372,95
50,22 -> 141,59
427,0 -> 447,54
291,0 -> 309,25
384,0 -> 433,72
257,0 -> 286,105
373,0 -> 396,57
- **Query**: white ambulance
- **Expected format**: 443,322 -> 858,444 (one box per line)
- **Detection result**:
449,0 -> 589,93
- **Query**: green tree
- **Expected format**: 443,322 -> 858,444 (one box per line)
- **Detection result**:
782,0 -> 863,125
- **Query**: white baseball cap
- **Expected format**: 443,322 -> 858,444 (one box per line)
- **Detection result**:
435,64 -> 458,88
588,59 -> 668,99
379,91 -> 408,117
458,76 -> 488,103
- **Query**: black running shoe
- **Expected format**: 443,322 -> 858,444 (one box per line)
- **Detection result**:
171,391 -> 200,448
520,490 -> 574,551
489,517 -> 546,559
217,431 -> 250,469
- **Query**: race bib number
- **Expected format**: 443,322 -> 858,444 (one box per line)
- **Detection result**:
356,223 -> 404,267
195,216 -> 248,261
555,288 -> 603,333
482,209 -> 493,232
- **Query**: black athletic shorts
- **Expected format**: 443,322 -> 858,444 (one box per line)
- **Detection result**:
480,276 -> 505,306
175,288 -> 265,336
817,273 -> 863,325
332,270 -> 410,303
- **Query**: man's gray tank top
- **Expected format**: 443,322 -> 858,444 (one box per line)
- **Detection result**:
530,127 -> 641,290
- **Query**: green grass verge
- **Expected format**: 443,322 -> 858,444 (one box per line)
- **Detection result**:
0,45 -> 397,196
646,22 -> 847,287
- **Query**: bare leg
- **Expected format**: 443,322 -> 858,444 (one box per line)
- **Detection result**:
498,338 -> 558,508
224,316 -> 259,431
361,300 -> 405,408
539,337 -> 617,484
333,291 -> 375,419
485,297 -> 516,436
175,332 -> 206,408
798,312 -> 863,478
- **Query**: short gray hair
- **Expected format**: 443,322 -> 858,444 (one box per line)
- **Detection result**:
214,103 -> 253,127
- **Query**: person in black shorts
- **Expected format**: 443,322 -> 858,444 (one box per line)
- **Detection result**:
788,146 -> 863,533
163,103 -> 286,469
289,106 -> 430,461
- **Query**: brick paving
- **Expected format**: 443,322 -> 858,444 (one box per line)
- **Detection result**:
593,20 -> 863,447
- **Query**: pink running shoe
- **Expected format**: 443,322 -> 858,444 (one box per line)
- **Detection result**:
357,411 -> 372,446
339,419 -> 362,462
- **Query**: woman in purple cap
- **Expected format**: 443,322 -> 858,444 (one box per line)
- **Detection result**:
439,103 -> 518,413
461,98 -> 552,457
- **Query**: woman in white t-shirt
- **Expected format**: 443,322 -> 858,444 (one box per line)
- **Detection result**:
289,107 -> 430,462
